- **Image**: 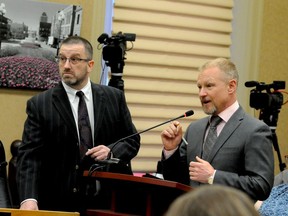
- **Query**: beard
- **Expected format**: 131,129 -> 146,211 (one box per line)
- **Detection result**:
62,75 -> 78,86
202,104 -> 217,115
61,69 -> 87,88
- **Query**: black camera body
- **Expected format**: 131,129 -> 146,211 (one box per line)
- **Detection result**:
245,81 -> 285,110
98,32 -> 136,64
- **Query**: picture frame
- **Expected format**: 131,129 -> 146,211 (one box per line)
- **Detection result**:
0,0 -> 82,90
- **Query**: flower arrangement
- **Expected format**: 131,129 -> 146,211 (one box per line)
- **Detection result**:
0,56 -> 60,90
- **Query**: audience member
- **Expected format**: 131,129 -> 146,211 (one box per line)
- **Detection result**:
273,169 -> 288,185
8,139 -> 21,208
165,185 -> 260,216
158,58 -> 274,201
255,169 -> 288,216
16,36 -> 140,214
0,140 -> 12,208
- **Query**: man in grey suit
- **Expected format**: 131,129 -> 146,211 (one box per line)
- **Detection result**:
159,58 -> 274,201
16,36 -> 140,213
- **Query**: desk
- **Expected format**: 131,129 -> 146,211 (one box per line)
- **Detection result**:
0,208 -> 79,216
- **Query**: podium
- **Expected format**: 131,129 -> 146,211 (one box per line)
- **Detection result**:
83,171 -> 192,216
0,208 -> 79,216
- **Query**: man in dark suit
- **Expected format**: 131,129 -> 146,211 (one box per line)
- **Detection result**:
16,36 -> 140,213
159,58 -> 274,201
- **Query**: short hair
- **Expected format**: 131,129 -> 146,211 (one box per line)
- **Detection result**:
165,185 -> 259,216
199,58 -> 239,84
60,36 -> 93,60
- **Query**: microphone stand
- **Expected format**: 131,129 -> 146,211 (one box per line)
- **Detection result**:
91,110 -> 194,174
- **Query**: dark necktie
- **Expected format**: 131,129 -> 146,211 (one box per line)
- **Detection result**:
76,91 -> 93,159
202,115 -> 222,160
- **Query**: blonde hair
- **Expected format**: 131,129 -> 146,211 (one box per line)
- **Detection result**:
199,58 -> 239,84
165,185 -> 259,216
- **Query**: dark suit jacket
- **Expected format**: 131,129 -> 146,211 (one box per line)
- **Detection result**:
17,82 -> 140,212
160,106 -> 274,201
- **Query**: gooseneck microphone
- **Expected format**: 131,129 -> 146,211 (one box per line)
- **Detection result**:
96,110 -> 194,165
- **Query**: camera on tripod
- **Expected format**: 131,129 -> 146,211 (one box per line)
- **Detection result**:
245,80 -> 285,110
97,32 -> 136,91
246,80 -> 286,171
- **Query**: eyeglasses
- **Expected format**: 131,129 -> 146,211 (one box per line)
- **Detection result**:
55,56 -> 91,65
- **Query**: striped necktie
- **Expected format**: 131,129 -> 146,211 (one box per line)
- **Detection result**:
76,91 -> 93,159
202,115 -> 222,160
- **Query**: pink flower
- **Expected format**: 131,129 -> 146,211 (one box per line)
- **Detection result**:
0,56 -> 61,90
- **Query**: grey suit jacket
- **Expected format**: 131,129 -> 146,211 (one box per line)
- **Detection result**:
160,106 -> 274,201
16,82 -> 140,211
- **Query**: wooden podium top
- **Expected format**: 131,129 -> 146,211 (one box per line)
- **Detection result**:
84,171 -> 192,192
0,208 -> 79,216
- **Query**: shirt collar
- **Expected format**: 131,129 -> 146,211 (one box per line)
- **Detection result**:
62,79 -> 92,102
217,101 -> 239,123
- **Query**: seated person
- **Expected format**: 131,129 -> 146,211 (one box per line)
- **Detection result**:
8,139 -> 22,208
0,140 -> 12,208
255,169 -> 288,216
273,169 -> 288,185
165,185 -> 259,216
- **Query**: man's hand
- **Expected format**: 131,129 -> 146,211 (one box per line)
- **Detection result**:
20,200 -> 39,210
161,121 -> 183,151
86,145 -> 111,160
189,156 -> 215,183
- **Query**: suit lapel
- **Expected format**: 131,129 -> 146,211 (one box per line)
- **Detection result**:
187,117 -> 209,160
91,83 -> 106,145
208,107 -> 245,162
52,83 -> 78,141
197,118 -> 209,157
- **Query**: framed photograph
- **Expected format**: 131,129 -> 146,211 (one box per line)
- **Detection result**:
0,0 -> 82,90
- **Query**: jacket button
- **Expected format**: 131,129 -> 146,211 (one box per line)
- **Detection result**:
75,165 -> 79,170
73,188 -> 78,193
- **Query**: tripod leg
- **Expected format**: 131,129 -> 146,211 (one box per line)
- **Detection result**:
271,130 -> 286,171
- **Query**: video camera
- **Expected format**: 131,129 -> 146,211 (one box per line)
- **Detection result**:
97,32 -> 136,91
246,80 -> 286,171
97,32 -> 136,65
245,81 -> 285,110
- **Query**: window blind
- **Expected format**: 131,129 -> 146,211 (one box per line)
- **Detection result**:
112,0 -> 233,172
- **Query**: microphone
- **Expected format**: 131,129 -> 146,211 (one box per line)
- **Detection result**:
104,110 -> 194,162
91,110 -> 194,175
